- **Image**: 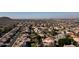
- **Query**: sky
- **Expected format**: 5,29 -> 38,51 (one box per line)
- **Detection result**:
0,12 -> 79,19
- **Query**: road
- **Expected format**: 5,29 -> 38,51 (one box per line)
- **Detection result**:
12,26 -> 30,47
0,27 -> 20,47
8,31 -> 20,47
0,23 -> 30,47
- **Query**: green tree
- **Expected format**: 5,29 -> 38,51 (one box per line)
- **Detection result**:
58,39 -> 64,47
0,29 -> 2,33
3,26 -> 13,33
73,41 -> 78,47
36,35 -> 42,44
51,30 -> 58,36
0,29 -> 2,36
3,27 -> 9,33
58,37 -> 74,47
64,38 -> 71,45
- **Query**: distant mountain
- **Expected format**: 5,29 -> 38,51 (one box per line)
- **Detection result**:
0,17 -> 12,21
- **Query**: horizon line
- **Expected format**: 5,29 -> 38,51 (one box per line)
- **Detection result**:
0,16 -> 79,19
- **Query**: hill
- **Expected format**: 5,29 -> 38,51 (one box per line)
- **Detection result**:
0,17 -> 12,21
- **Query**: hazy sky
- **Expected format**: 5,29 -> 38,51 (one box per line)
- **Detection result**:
0,12 -> 79,19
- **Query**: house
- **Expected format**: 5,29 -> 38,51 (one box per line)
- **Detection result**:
73,37 -> 79,44
42,37 -> 55,47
